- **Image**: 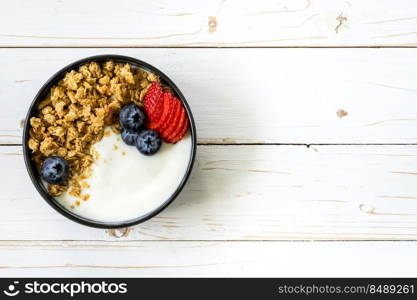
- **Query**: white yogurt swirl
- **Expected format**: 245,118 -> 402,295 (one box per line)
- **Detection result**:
56,129 -> 192,222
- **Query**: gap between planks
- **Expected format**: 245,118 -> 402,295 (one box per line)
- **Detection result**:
1,46 -> 417,49
2,240 -> 417,245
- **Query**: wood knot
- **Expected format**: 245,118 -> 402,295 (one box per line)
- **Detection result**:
359,204 -> 376,215
336,109 -> 348,118
335,13 -> 348,33
106,227 -> 133,238
208,16 -> 217,33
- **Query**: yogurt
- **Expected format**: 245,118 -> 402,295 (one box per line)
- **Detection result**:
56,129 -> 192,222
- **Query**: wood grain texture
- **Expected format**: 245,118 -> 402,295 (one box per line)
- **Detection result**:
3,145 -> 417,241
1,0 -> 417,47
1,241 -> 417,277
2,0 -> 417,277
3,48 -> 417,144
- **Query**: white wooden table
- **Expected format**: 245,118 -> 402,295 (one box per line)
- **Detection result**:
2,0 -> 417,277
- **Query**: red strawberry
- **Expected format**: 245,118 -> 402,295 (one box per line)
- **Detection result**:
159,94 -> 179,133
167,117 -> 189,143
147,92 -> 174,131
161,98 -> 182,140
170,117 -> 189,143
144,82 -> 163,121
166,107 -> 187,143
144,83 -> 189,143
144,83 -> 162,110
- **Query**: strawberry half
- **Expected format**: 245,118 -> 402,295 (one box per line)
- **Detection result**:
170,117 -> 189,143
147,92 -> 174,131
144,83 -> 189,143
161,98 -> 182,140
144,82 -> 163,122
166,107 -> 187,143
159,94 -> 179,133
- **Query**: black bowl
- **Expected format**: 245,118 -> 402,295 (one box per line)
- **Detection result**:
22,55 -> 197,229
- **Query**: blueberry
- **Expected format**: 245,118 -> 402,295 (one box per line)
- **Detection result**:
121,129 -> 139,146
41,156 -> 69,185
119,104 -> 145,132
136,130 -> 162,156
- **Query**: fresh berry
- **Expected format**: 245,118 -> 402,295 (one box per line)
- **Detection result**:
162,101 -> 183,140
41,156 -> 69,185
170,118 -> 189,143
147,92 -> 175,131
144,82 -> 164,121
136,129 -> 162,156
160,94 -> 180,133
166,106 -> 187,142
121,129 -> 139,146
119,104 -> 145,131
157,93 -> 175,130
143,83 -> 189,144
167,115 -> 189,143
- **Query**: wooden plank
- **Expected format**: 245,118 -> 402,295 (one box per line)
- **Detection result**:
3,48 -> 417,144
3,145 -> 417,241
1,241 -> 417,277
1,0 -> 417,47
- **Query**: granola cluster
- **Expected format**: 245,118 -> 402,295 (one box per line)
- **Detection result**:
28,61 -> 158,197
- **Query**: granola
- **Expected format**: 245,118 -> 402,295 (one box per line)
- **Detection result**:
28,61 -> 158,198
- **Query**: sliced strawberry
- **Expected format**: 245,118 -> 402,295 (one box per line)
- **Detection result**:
147,92 -> 174,131
170,117 -> 189,143
166,108 -> 186,141
165,107 -> 187,143
161,99 -> 182,140
144,83 -> 162,110
167,116 -> 188,143
148,101 -> 163,122
159,94 -> 178,133
146,118 -> 159,130
144,82 -> 163,121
